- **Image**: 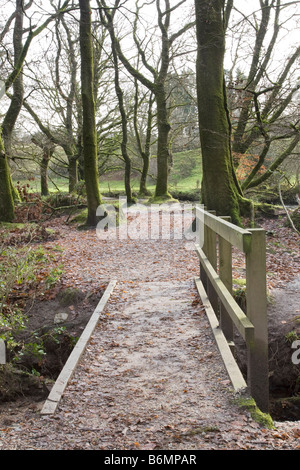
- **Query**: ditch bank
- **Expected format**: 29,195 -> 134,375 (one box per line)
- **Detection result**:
268,275 -> 300,421
0,285 -> 105,403
234,275 -> 300,422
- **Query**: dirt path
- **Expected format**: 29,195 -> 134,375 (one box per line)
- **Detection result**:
1,209 -> 300,450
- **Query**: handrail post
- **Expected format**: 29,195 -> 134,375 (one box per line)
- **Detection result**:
246,228 -> 269,412
219,232 -> 234,346
205,212 -> 218,316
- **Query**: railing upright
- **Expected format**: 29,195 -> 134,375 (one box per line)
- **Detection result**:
218,217 -> 234,347
195,207 -> 269,413
245,229 -> 269,412
204,214 -> 218,316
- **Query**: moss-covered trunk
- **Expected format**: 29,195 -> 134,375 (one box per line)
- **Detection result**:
195,0 -> 248,224
79,0 -> 102,226
2,0 -> 24,157
0,134 -> 15,222
155,83 -> 172,199
68,157 -> 78,193
1,0 -> 24,208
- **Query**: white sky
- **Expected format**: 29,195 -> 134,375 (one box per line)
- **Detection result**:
0,0 -> 299,109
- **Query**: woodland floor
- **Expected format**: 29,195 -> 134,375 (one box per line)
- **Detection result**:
0,204 -> 300,451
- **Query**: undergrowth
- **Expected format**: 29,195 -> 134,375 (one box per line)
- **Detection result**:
0,228 -> 65,376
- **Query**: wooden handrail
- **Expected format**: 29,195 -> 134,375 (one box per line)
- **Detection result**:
196,206 -> 252,253
194,207 -> 269,413
195,244 -> 255,343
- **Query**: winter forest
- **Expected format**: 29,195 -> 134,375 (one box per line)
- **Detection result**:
0,0 -> 300,451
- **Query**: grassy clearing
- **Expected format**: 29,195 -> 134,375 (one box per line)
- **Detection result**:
13,148 -> 203,196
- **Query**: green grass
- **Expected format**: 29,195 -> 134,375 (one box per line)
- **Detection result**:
100,177 -> 155,194
98,149 -> 202,194
13,148 -> 203,196
169,148 -> 202,191
15,177 -> 70,194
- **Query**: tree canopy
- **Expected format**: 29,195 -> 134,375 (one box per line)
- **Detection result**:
0,0 -> 299,223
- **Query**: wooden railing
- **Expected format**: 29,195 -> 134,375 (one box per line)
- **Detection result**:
194,206 -> 269,412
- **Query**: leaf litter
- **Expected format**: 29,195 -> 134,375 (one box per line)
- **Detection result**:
0,209 -> 299,450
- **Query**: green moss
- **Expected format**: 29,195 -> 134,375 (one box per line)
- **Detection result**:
72,202 -> 122,231
233,278 -> 246,287
290,207 -> 300,232
0,222 -> 28,230
187,425 -> 220,435
147,194 -> 178,205
235,397 -> 274,429
253,202 -> 281,217
138,189 -> 153,198
285,330 -> 300,344
70,208 -> 88,225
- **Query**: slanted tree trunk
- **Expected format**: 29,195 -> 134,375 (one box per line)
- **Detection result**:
100,5 -> 135,204
2,0 -> 24,208
195,0 -> 250,224
79,0 -> 102,226
2,0 -> 24,153
0,0 -> 24,221
0,134 -> 15,222
229,1 -> 300,189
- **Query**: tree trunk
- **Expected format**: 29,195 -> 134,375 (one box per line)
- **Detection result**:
139,153 -> 151,196
1,0 -> 24,208
195,0 -> 249,224
134,85 -> 154,197
0,0 -> 71,222
64,151 -> 78,193
108,12 -> 134,203
79,0 -> 102,226
155,83 -> 172,199
97,0 -> 194,202
0,135 -> 15,222
2,0 -> 24,156
40,150 -> 51,197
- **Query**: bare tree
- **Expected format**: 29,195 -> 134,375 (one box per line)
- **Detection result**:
79,0 -> 102,226
133,79 -> 155,196
195,0 -> 251,223
227,0 -> 300,190
22,9 -> 81,193
97,0 -> 195,201
0,0 -> 71,222
99,4 -> 136,203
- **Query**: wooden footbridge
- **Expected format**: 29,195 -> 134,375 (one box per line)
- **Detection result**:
41,206 -> 269,418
